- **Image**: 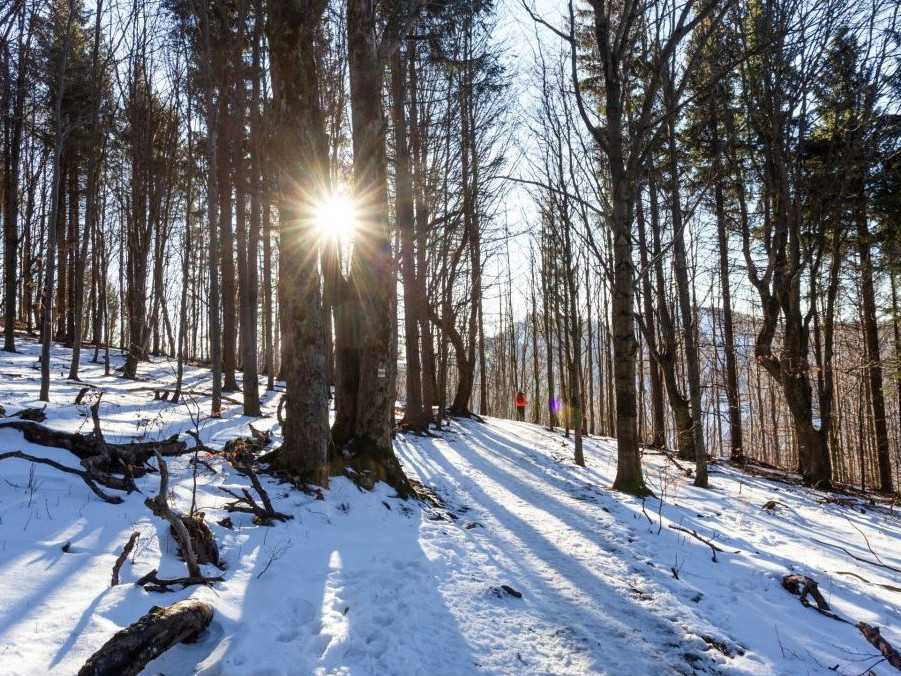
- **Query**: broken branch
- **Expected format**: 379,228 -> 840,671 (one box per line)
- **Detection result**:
111,531 -> 140,586
0,451 -> 123,504
670,524 -> 723,562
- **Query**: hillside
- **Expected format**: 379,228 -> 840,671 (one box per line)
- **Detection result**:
0,338 -> 898,675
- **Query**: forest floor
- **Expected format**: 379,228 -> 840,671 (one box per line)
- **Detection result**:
0,337 -> 898,675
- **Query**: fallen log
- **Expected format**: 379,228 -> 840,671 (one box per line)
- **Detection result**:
82,395 -> 138,493
179,512 -> 220,567
0,419 -> 186,463
14,406 -> 47,422
77,599 -> 213,676
0,451 -> 123,504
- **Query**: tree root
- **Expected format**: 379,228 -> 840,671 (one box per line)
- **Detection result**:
329,436 -> 413,499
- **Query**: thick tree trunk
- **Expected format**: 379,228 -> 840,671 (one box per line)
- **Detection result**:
331,0 -> 412,497
265,0 -> 330,485
609,163 -> 645,494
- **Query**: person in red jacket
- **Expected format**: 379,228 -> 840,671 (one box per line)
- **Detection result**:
515,391 -> 527,422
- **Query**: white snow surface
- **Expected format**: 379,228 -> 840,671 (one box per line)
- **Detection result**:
0,338 -> 898,675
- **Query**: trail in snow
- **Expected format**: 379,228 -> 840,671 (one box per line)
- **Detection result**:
0,338 -> 898,675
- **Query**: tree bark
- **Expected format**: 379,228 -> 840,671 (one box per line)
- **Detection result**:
265,0 -> 330,485
78,600 -> 213,676
855,202 -> 892,493
39,4 -> 75,401
390,48 -> 425,430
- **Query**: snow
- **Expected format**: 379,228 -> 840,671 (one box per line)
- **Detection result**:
0,337 -> 898,675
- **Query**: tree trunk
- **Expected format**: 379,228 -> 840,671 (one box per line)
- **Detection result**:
40,5 -> 75,402
635,189 -> 666,449
218,112 -> 238,392
265,0 -> 330,485
3,21 -> 28,352
666,110 -> 707,487
855,202 -> 892,493
329,0 -> 412,497
710,95 -> 743,463
240,0 -> 263,416
390,48 -> 424,430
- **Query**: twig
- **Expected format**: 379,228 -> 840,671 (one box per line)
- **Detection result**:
842,515 -> 887,567
670,524 -> 723,562
831,570 -> 901,593
810,537 -> 901,574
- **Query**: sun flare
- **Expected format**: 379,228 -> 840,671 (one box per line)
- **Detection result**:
314,190 -> 357,241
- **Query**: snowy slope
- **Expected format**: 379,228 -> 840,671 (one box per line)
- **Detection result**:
0,337 -> 898,675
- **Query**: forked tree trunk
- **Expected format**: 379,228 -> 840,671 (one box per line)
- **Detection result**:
330,0 -> 412,497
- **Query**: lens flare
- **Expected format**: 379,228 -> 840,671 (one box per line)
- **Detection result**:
314,190 -> 356,241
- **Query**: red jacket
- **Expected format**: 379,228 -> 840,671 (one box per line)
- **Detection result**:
515,393 -> 527,408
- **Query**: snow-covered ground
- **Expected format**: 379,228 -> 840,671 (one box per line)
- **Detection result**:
0,337 -> 898,675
